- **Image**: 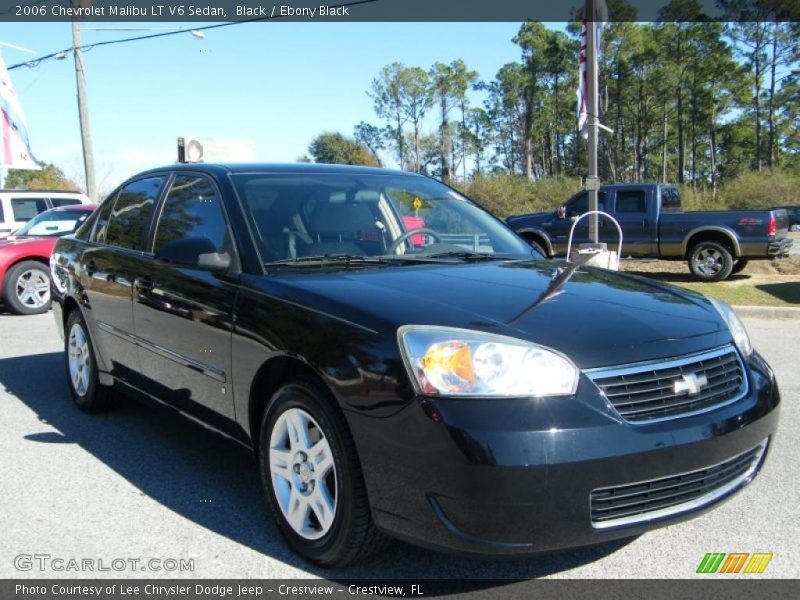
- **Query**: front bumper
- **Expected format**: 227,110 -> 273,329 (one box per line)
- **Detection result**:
356,351 -> 780,556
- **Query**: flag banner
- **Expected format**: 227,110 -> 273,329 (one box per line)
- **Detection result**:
576,0 -> 607,135
0,52 -> 39,170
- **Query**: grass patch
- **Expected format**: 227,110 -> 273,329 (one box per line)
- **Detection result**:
620,257 -> 800,307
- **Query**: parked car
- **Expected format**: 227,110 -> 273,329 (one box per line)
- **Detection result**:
772,205 -> 800,232
506,183 -> 792,281
0,204 -> 95,315
0,189 -> 92,240
52,164 -> 779,566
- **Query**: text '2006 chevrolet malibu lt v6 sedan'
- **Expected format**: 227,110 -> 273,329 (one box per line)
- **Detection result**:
51,164 -> 779,566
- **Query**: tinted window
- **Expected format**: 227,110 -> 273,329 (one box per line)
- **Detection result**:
51,198 -> 82,207
154,175 -> 228,254
662,187 -> 681,213
92,195 -> 116,243
566,192 -> 606,217
105,177 -> 164,250
616,190 -> 646,214
11,198 -> 48,221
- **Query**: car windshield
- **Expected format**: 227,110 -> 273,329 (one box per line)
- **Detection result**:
231,172 -> 534,265
14,209 -> 90,237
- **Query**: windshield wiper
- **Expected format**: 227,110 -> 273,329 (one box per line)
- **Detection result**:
264,254 -> 394,267
419,251 -> 518,262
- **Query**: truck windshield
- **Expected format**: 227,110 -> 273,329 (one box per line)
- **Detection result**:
231,173 -> 534,264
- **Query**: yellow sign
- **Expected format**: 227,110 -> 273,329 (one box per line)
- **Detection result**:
412,197 -> 422,211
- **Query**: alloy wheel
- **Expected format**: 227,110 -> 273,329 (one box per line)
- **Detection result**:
15,268 -> 50,309
269,407 -> 337,540
68,322 -> 91,397
692,247 -> 724,277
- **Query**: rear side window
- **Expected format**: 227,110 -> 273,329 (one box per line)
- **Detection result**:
615,190 -> 646,214
11,198 -> 48,221
105,177 -> 165,250
51,198 -> 82,207
661,187 -> 681,213
154,175 -> 228,253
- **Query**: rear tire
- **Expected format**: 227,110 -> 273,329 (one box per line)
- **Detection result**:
258,378 -> 389,566
730,259 -> 749,275
3,260 -> 51,315
688,241 -> 734,282
790,224 -> 800,232
65,309 -> 112,413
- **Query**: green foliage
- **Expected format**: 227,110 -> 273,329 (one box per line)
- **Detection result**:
4,163 -> 80,191
307,132 -> 379,167
456,173 -> 583,218
719,169 -> 800,208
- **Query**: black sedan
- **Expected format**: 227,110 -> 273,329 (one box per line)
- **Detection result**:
51,163 -> 779,566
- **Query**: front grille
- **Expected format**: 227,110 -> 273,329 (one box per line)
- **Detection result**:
587,345 -> 747,423
590,440 -> 767,529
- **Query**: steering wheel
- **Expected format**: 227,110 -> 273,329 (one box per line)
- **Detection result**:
387,228 -> 442,254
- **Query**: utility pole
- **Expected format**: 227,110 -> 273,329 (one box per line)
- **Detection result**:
71,6 -> 96,200
586,0 -> 599,243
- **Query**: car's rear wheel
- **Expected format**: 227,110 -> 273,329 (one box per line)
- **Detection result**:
65,310 -> 112,412
688,241 -> 734,281
790,224 -> 800,232
3,260 -> 51,315
258,378 -> 388,566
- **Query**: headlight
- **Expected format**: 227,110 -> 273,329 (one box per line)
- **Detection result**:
709,298 -> 753,357
398,326 -> 579,397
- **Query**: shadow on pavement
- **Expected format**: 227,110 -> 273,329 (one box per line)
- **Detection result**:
0,350 -> 634,585
755,282 -> 800,304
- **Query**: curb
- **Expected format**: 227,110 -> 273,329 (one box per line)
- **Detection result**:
732,305 -> 800,320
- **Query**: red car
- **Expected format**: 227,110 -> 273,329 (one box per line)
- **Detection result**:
0,204 -> 96,315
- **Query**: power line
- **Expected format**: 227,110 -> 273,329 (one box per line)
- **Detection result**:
8,0 -> 379,71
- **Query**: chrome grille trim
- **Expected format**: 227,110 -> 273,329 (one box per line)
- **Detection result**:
590,439 -> 768,529
585,345 -> 748,423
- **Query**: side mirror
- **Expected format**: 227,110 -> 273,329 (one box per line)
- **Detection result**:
155,237 -> 231,272
557,206 -> 566,220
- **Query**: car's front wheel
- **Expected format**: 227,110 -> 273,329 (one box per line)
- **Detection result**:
65,310 -> 112,412
258,378 -> 388,566
3,260 -> 51,315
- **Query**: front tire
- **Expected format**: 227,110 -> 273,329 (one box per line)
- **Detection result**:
3,260 -> 51,315
259,378 -> 388,566
65,310 -> 112,412
688,241 -> 734,281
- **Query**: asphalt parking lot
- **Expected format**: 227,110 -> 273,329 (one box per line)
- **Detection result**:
0,312 -> 797,580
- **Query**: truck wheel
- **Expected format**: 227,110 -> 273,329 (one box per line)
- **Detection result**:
790,224 -> 800,232
3,260 -> 51,315
688,242 -> 734,281
259,378 -> 389,566
730,259 -> 749,275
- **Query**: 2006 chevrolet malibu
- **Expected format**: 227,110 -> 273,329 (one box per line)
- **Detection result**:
52,164 -> 779,566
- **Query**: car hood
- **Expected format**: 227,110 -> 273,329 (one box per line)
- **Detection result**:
269,259 -> 732,369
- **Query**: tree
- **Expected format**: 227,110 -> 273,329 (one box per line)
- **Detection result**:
353,122 -> 385,166
5,163 -> 80,191
369,63 -> 409,169
400,67 -> 433,173
307,132 -> 379,167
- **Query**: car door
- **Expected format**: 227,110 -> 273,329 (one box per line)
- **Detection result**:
549,192 -> 607,254
80,176 -> 166,389
132,173 -> 238,429
612,188 -> 655,256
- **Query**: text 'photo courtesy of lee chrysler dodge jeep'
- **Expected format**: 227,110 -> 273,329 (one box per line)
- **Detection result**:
51,164 -> 779,566
506,183 -> 792,281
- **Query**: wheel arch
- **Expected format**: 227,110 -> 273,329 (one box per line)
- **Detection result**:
247,354 -> 339,452
682,227 -> 741,258
516,228 -> 553,256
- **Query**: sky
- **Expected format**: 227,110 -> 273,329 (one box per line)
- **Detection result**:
0,21 -> 539,197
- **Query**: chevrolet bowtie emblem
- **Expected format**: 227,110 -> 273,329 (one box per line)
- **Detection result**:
674,372 -> 709,396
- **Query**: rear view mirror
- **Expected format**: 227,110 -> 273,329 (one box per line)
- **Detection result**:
156,237 -> 231,272
557,206 -> 566,219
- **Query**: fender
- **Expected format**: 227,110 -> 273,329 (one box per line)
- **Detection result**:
514,227 -> 555,256
681,226 -> 741,258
